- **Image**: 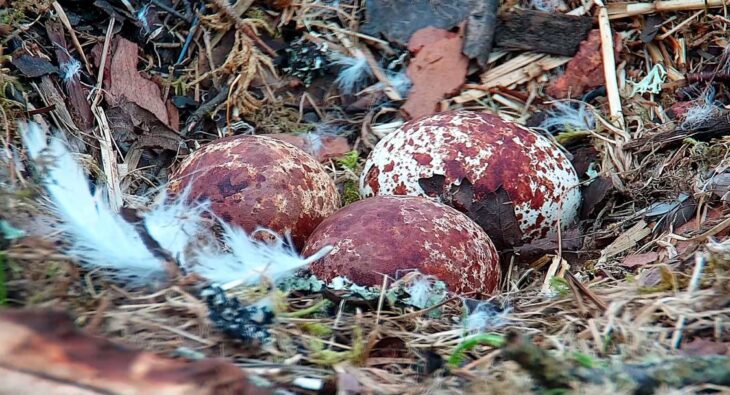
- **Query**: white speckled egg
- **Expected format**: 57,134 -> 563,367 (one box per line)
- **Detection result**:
359,110 -> 581,248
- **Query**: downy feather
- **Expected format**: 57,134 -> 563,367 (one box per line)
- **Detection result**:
19,122 -> 167,286
192,220 -> 333,289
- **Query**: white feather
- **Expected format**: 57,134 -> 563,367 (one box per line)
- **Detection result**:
142,186 -> 209,269
463,301 -> 511,335
681,88 -> 719,129
331,52 -> 373,95
60,58 -> 82,84
539,101 -> 595,132
19,122 -> 167,286
192,220 -> 333,289
19,121 -> 337,289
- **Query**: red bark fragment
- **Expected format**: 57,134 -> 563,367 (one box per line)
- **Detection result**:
546,29 -> 623,99
108,38 -> 171,128
402,28 -> 469,120
0,309 -> 275,395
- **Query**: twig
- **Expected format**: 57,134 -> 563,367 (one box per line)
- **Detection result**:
150,0 -> 191,23
595,0 -> 625,130
92,18 -> 115,107
91,106 -> 123,211
608,0 -> 729,19
51,1 -> 92,75
183,85 -> 230,137
671,253 -> 707,348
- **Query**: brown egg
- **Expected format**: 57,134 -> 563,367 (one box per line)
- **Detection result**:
359,110 -> 582,248
302,195 -> 501,294
168,134 -> 340,249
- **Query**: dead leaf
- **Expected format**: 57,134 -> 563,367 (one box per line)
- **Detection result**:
10,54 -> 58,77
368,337 -> 408,359
570,146 -> 598,177
470,186 -> 524,250
640,14 -> 664,43
620,252 -> 660,268
360,0 -> 471,46
580,176 -> 613,219
681,338 -> 730,356
708,173 -> 730,202
546,29 -> 623,99
402,27 -> 469,120
108,38 -> 171,128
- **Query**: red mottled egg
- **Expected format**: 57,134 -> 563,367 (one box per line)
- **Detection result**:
359,110 -> 581,248
302,195 -> 501,294
168,134 -> 340,249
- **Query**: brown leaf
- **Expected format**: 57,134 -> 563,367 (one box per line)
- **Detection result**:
360,0 -> 471,46
402,27 -> 469,120
546,29 -> 623,99
470,185 -> 524,250
10,54 -> 58,77
108,38 -> 171,128
681,338 -> 730,357
0,309 -> 276,395
569,146 -> 598,177
640,14 -> 664,43
368,337 -> 408,359
620,252 -> 660,268
580,176 -> 613,219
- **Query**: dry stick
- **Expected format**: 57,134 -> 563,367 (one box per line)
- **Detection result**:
595,0 -> 625,131
51,1 -> 93,75
671,253 -> 707,348
92,106 -> 124,211
657,9 -> 704,40
92,18 -> 116,107
608,0 -> 729,19
566,271 -> 608,312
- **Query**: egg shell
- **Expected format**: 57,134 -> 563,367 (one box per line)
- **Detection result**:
359,110 -> 581,245
302,195 -> 501,294
168,134 -> 340,249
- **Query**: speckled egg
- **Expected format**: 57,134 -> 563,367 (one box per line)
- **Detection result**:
359,110 -> 581,248
302,195 -> 501,294
168,134 -> 340,250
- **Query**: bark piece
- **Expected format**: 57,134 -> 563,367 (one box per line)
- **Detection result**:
463,0 -> 500,67
360,0 -> 471,46
10,54 -> 58,77
402,27 -> 469,119
45,20 -> 94,131
108,38 -> 171,128
546,29 -> 623,99
0,308 -> 275,395
495,9 -> 594,57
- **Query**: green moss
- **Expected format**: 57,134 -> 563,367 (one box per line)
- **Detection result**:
341,180 -> 360,205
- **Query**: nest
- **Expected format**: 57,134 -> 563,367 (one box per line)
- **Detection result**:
1,0 -> 730,394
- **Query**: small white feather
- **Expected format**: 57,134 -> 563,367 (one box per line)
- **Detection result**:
192,220 -> 333,289
681,88 -> 719,129
331,52 -> 373,95
539,101 -> 596,132
142,186 -> 209,269
19,122 -> 167,286
60,58 -> 82,84
463,301 -> 511,335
